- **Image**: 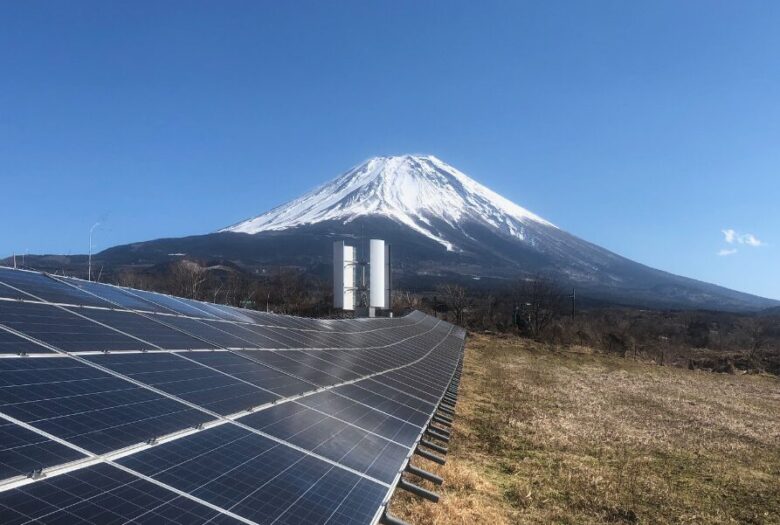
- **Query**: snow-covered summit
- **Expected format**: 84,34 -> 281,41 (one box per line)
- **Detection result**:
221,155 -> 555,251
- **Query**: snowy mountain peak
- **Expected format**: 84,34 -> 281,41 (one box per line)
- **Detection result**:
221,155 -> 556,251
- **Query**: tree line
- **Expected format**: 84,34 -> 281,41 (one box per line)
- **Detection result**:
110,260 -> 779,375
425,277 -> 779,375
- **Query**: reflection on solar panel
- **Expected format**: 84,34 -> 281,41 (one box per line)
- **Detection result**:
0,267 -> 464,524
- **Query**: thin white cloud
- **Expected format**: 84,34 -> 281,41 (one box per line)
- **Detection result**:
740,233 -> 763,247
718,248 -> 738,256
721,229 -> 765,247
722,229 -> 737,244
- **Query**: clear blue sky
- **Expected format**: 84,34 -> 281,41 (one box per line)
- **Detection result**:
1,1 -> 778,299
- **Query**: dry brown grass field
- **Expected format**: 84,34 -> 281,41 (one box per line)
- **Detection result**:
389,333 -> 780,524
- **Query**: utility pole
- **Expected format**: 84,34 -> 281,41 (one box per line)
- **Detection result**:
569,287 -> 576,318
88,222 -> 101,281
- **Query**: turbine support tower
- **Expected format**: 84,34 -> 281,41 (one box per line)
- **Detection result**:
333,239 -> 391,317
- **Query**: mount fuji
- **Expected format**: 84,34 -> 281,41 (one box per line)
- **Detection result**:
92,155 -> 775,311
221,155 -> 555,252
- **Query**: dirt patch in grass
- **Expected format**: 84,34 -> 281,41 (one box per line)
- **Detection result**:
389,334 -> 780,524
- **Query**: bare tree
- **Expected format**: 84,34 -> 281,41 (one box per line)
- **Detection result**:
211,282 -> 224,304
223,271 -> 254,307
115,268 -> 150,290
272,268 -> 309,314
170,260 -> 207,299
685,316 -> 710,348
738,317 -> 768,366
393,290 -> 421,314
476,293 -> 499,330
437,284 -> 470,326
513,276 -> 565,340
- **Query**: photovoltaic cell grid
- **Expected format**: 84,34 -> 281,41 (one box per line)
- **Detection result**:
0,267 -> 464,524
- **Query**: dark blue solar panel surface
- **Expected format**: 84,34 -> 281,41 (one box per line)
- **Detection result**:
369,372 -> 441,405
0,463 -> 239,524
334,381 -> 433,425
0,301 -> 153,352
0,268 -> 113,308
298,389 -> 425,446
281,350 -> 365,380
121,288 -> 220,318
86,352 -> 279,415
240,323 -> 309,347
188,301 -> 256,323
0,267 -> 465,525
0,325 -> 53,354
158,316 -> 258,348
185,351 -> 314,396
74,308 -> 217,350
310,349 -> 381,375
0,421 -> 85,480
52,275 -> 165,312
237,349 -> 344,386
211,320 -> 289,347
0,358 -> 212,453
241,403 -> 409,484
119,424 -> 387,525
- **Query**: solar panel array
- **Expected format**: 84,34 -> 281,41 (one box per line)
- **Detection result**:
0,267 -> 464,524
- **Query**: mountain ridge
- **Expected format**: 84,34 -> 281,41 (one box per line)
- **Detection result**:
6,155 -> 776,312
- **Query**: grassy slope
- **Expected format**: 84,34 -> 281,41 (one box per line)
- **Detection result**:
389,334 -> 780,524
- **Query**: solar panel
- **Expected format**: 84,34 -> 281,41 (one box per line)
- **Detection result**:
239,402 -> 408,484
369,372 -> 441,405
240,324 -> 312,348
0,269 -> 113,308
0,421 -> 85,480
118,425 -> 387,525
237,350 -> 345,386
188,301 -> 256,323
0,358 -> 212,453
0,267 -> 465,524
0,325 -> 54,355
311,349 -> 380,375
232,325 -> 297,348
120,288 -> 220,319
0,463 -> 239,524
85,352 -> 279,415
74,309 -> 217,350
50,275 -> 165,312
204,319 -> 288,348
297,390 -> 424,446
184,351 -> 314,397
159,317 -> 261,348
342,378 -> 436,413
269,350 -> 364,381
0,301 -> 153,352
